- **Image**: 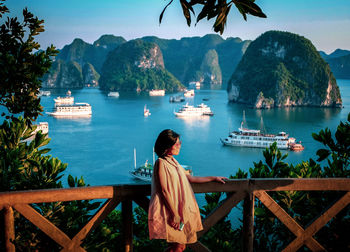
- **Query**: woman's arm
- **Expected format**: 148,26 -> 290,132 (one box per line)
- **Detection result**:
186,174 -> 227,184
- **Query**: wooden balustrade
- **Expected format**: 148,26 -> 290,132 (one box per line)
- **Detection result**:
0,178 -> 349,251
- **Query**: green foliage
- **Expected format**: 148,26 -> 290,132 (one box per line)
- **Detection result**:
0,1 -> 58,123
160,0 -> 266,34
0,117 -> 102,250
312,113 -> 350,177
197,114 -> 350,251
0,117 -> 61,191
199,192 -> 242,251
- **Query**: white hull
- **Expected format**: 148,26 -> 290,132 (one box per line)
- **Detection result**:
174,103 -> 213,117
174,112 -> 207,117
39,91 -> 51,96
130,165 -> 191,182
184,89 -> 195,97
149,89 -> 165,96
108,92 -> 120,97
47,103 -> 92,117
221,138 -> 289,149
129,171 -> 152,182
47,111 -> 92,117
221,121 -> 301,150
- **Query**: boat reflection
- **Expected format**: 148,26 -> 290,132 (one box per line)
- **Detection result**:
52,115 -> 92,122
178,116 -> 210,127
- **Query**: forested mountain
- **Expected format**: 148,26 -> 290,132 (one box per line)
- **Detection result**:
324,49 -> 350,59
42,34 -> 249,89
228,31 -> 342,108
42,35 -> 126,88
42,33 -> 348,93
56,36 -> 126,71
320,49 -> 350,79
99,40 -> 183,92
42,60 -> 84,89
141,34 -> 249,87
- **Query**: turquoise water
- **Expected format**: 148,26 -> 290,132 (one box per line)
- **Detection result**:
38,80 -> 350,187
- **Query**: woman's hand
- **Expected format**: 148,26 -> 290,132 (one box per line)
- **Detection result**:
214,176 -> 228,184
168,214 -> 181,230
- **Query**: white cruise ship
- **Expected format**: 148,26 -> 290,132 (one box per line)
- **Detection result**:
23,122 -> 49,142
38,90 -> 51,96
174,103 -> 214,117
47,103 -> 92,117
220,122 -> 303,150
149,89 -> 165,96
184,89 -> 195,97
35,122 -> 49,134
108,91 -> 120,97
54,96 -> 74,104
188,81 -> 201,89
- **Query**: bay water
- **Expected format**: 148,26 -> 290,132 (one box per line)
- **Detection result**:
38,79 -> 350,187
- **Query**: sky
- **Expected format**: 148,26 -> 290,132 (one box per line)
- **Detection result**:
5,0 -> 350,54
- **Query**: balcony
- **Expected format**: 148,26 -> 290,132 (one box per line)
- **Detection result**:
1,178 -> 349,251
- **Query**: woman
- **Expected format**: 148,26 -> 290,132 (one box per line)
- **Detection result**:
148,129 -> 227,252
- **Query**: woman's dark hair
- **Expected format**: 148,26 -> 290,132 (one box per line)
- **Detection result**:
154,129 -> 180,157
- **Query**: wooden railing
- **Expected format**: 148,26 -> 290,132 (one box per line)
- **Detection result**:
1,178 -> 350,251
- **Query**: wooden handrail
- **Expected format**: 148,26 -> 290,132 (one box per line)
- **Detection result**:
1,178 -> 349,205
1,178 -> 349,251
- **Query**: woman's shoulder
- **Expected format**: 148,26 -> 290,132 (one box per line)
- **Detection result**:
154,158 -> 165,167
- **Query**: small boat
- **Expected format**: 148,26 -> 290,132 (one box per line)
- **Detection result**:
38,90 -> 51,96
289,142 -> 305,151
130,148 -> 192,182
149,89 -> 165,96
130,159 -> 154,182
108,91 -> 120,97
66,90 -> 72,96
35,122 -> 49,135
188,81 -> 201,89
144,105 -> 151,117
174,103 -> 214,117
54,96 -> 74,104
24,122 -> 49,142
184,89 -> 195,97
47,103 -> 92,117
169,95 -> 185,103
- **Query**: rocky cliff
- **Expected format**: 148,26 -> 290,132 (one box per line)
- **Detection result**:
42,36 -> 126,88
42,60 -> 84,89
42,34 -> 248,89
99,40 -> 183,92
141,34 -> 249,87
195,49 -> 222,85
228,31 -> 342,108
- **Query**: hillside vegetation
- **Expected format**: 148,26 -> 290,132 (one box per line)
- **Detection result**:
228,31 -> 342,108
99,40 -> 183,92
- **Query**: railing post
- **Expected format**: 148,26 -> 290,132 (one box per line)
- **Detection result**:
3,206 -> 15,252
243,192 -> 255,252
122,199 -> 133,252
